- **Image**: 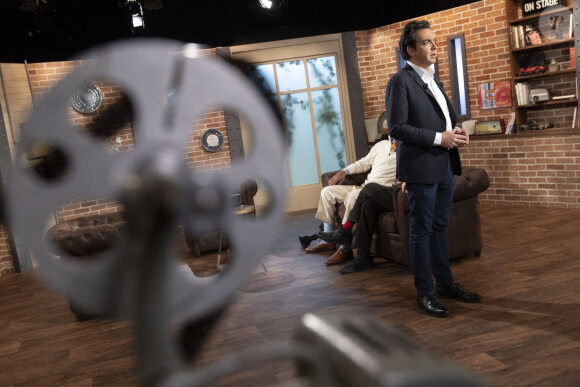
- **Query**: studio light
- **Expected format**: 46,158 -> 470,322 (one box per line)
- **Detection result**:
132,12 -> 144,28
259,0 -> 273,8
258,0 -> 290,10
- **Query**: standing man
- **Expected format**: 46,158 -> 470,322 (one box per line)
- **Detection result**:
386,20 -> 481,317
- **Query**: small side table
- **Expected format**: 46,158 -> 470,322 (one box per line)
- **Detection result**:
216,204 -> 255,271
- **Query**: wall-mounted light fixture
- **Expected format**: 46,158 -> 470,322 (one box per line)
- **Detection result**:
126,0 -> 145,33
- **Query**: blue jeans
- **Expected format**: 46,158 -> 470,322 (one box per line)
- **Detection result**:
406,163 -> 455,297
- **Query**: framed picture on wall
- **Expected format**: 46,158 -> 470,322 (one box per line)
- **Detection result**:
477,80 -> 513,109
395,47 -> 439,77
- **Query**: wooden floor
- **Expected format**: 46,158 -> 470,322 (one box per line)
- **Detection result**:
1,203 -> 580,386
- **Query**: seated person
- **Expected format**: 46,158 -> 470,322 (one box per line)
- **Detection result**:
317,181 -> 396,273
305,134 -> 396,266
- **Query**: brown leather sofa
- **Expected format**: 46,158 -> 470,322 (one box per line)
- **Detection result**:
321,166 -> 490,268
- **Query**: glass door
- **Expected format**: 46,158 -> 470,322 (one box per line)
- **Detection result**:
232,36 -> 354,213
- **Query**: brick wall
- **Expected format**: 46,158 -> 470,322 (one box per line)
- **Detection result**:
26,48 -> 232,223
356,0 -> 580,208
0,225 -> 12,277
356,0 -> 513,123
465,134 -> 580,207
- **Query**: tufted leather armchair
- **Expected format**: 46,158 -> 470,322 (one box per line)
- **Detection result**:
45,212 -> 125,321
183,179 -> 258,257
321,166 -> 490,268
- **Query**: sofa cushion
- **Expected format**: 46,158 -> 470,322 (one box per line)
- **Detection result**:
46,213 -> 125,257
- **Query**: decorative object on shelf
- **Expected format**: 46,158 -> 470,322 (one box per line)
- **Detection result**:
552,93 -> 575,100
475,120 -> 504,135
538,4 -> 572,40
70,83 -> 102,114
519,121 -> 536,131
477,80 -> 512,109
461,119 -> 477,135
548,58 -> 560,71
536,121 -> 550,129
529,88 -> 549,104
517,50 -> 548,76
201,128 -> 224,152
522,0 -> 565,17
520,120 -> 549,131
549,15 -> 565,40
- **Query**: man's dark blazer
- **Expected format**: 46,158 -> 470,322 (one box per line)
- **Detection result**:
385,63 -> 461,184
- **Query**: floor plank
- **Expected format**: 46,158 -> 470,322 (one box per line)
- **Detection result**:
0,204 -> 579,386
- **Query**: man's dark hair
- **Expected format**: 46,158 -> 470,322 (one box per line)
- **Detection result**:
399,20 -> 431,60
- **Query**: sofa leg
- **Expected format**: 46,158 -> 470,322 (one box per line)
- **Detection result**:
474,251 -> 482,257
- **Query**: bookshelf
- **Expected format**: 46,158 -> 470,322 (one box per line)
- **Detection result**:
505,0 -> 580,133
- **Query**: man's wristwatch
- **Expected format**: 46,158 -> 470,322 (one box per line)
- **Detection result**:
343,168 -> 350,175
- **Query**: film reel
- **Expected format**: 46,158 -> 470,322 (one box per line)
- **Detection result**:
7,39 -> 286,326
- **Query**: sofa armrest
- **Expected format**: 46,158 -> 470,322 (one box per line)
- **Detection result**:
240,179 -> 258,206
452,166 -> 490,202
321,170 -> 368,187
392,183 -> 410,236
393,167 -> 490,214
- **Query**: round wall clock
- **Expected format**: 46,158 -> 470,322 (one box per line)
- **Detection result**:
70,83 -> 102,113
201,129 -> 224,152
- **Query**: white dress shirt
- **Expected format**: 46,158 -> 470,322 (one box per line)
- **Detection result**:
407,61 -> 451,146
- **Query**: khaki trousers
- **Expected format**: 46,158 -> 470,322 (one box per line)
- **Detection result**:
314,185 -> 361,226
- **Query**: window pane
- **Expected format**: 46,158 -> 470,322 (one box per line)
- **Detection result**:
251,64 -> 277,94
307,56 -> 337,87
311,87 -> 347,173
276,60 -> 307,92
281,92 -> 318,186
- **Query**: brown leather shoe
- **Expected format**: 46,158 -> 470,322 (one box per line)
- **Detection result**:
325,248 -> 353,265
305,242 -> 336,253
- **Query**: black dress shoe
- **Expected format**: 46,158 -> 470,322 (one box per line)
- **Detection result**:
318,227 -> 352,246
339,250 -> 374,274
436,283 -> 481,303
417,294 -> 449,317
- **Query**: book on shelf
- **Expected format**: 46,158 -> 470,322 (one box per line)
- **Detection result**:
511,25 -> 520,49
519,25 -> 526,47
571,47 -> 576,69
569,13 -> 575,39
524,23 -> 541,45
515,82 -> 530,106
512,23 -> 544,49
506,112 -> 516,134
